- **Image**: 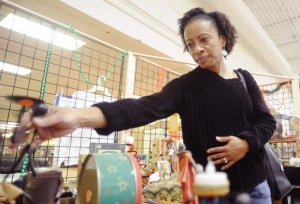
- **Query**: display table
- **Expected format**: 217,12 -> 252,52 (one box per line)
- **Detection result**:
143,177 -> 182,204
283,166 -> 300,203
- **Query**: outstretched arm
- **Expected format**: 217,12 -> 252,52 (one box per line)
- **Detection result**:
13,106 -> 107,145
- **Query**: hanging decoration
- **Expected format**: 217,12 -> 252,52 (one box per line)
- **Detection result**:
20,153 -> 29,176
62,22 -> 129,86
262,80 -> 292,95
19,24 -> 56,176
261,80 -> 291,111
157,67 -> 166,92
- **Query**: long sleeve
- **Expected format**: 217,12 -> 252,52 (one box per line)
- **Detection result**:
237,69 -> 276,153
92,78 -> 182,135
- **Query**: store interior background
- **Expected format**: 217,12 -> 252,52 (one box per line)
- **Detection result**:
0,0 -> 300,198
5,0 -> 300,80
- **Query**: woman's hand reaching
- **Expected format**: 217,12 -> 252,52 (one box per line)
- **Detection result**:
207,136 -> 249,170
10,106 -> 106,148
32,107 -> 82,140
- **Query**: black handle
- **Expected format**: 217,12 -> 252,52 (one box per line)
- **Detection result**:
32,103 -> 48,117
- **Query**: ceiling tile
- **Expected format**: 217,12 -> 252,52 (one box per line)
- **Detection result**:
244,0 -> 300,76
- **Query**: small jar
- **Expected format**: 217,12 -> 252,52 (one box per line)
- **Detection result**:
193,160 -> 229,204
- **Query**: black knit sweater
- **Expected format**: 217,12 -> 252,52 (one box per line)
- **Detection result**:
93,67 -> 276,194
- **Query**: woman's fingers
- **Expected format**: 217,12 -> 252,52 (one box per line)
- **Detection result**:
207,136 -> 247,170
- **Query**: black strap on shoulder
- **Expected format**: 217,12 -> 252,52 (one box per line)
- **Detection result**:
235,70 -> 248,92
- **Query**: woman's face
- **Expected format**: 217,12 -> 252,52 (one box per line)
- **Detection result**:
184,18 -> 225,70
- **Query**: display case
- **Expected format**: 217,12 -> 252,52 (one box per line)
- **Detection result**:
269,135 -> 297,166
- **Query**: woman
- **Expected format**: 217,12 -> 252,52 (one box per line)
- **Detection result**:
16,7 -> 275,203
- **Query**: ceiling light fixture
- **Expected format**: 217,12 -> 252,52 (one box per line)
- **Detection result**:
0,13 -> 85,51
0,61 -> 31,75
0,122 -> 18,130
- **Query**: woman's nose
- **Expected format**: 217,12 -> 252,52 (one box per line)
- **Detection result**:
192,43 -> 204,53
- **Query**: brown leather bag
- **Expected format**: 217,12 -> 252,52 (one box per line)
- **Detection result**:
23,168 -> 62,204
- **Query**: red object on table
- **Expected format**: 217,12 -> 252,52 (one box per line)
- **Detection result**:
178,151 -> 198,204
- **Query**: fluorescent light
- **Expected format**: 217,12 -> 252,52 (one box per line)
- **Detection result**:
0,122 -> 18,130
0,61 -> 31,75
0,13 -> 85,50
1,133 -> 13,138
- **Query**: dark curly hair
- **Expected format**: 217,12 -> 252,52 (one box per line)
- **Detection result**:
178,7 -> 238,54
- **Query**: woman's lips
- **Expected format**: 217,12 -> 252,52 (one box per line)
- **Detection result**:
197,56 -> 209,64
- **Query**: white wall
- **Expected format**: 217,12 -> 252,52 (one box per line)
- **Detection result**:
59,0 -> 293,84
59,0 -> 192,63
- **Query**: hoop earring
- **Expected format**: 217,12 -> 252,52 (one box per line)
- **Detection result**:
221,48 -> 228,59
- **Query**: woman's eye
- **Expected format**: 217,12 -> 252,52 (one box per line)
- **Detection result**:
201,38 -> 208,43
187,43 -> 194,49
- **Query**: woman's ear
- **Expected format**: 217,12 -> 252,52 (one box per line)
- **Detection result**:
219,35 -> 227,48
